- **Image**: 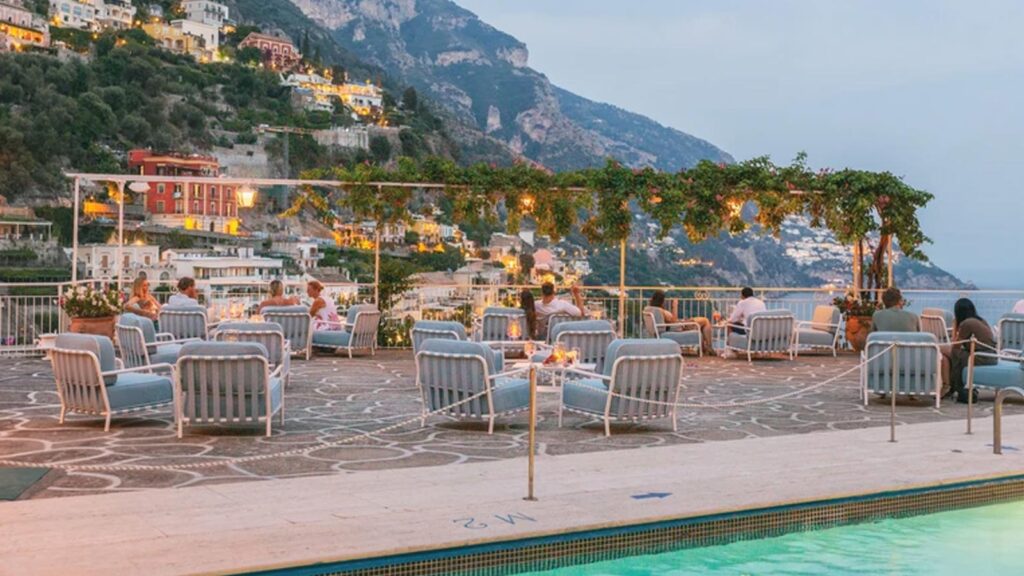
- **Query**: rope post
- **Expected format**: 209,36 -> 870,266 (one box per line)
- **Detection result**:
374,184 -> 382,307
71,176 -> 80,283
967,337 -> 976,435
994,389 -> 1004,455
524,363 -> 538,502
116,180 -> 125,293
618,239 -> 626,334
890,344 -> 899,443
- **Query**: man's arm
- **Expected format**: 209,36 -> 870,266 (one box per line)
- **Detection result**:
727,301 -> 743,325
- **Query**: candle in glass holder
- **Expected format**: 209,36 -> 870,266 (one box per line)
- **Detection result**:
507,320 -> 521,340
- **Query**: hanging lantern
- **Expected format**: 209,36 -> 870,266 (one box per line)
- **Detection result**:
236,184 -> 258,208
520,194 -> 535,213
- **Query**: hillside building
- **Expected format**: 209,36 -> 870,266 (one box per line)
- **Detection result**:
180,0 -> 228,28
1,0 -> 49,50
49,0 -> 132,31
127,149 -> 241,235
238,32 -> 300,71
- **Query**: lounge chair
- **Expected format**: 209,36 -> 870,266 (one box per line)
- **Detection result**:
725,310 -> 796,361
261,305 -> 313,360
412,320 -> 504,372
212,321 -> 291,388
551,319 -> 616,373
475,307 -> 528,342
922,307 -> 954,340
560,339 -> 683,436
415,339 -> 530,434
50,333 -> 173,431
642,306 -> 702,356
794,305 -> 842,357
158,305 -> 210,340
965,349 -> 1023,395
861,331 -> 942,407
174,341 -> 285,437
919,313 -> 951,344
311,304 -> 381,358
116,313 -> 198,369
997,314 -> 1024,354
544,312 -> 576,343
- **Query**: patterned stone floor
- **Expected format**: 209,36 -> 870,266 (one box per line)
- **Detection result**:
0,350 -> 1016,500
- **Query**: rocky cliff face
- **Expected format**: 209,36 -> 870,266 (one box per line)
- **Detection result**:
285,0 -> 732,171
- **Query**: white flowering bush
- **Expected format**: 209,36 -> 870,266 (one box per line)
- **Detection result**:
60,285 -> 123,318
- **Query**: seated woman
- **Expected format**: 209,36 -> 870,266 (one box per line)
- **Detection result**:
258,279 -> 300,312
943,298 -> 998,403
124,276 -> 160,321
646,290 -> 714,355
518,289 -> 540,341
307,280 -> 341,331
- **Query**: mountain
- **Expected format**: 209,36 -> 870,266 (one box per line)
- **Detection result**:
281,0 -> 733,171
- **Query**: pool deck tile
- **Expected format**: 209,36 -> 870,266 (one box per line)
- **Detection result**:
3,415 -> 1024,576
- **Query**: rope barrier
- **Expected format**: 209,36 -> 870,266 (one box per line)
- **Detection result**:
0,388 -> 493,472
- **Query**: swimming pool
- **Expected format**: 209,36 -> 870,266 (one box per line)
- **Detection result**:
521,500 -> 1024,575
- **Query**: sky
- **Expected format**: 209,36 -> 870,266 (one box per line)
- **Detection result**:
456,0 -> 1024,288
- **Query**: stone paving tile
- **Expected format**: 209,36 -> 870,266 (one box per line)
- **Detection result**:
0,350 -> 1017,500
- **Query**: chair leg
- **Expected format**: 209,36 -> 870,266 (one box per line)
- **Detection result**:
604,417 -> 611,437
558,404 -> 563,428
672,408 -> 678,432
104,413 -> 111,432
488,416 -> 495,435
266,417 -> 272,437
59,406 -> 66,424
177,417 -> 184,439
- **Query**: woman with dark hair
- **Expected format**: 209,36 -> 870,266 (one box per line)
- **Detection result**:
519,289 -> 539,340
944,298 -> 998,403
645,290 -> 714,355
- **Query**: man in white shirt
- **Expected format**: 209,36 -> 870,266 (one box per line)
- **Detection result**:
167,277 -> 200,307
726,287 -> 766,334
534,282 -> 585,329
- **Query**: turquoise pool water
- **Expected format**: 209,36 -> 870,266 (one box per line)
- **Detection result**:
524,501 -> 1024,575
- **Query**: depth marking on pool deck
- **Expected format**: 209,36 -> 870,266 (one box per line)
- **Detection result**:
631,492 -> 672,500
454,513 -> 537,530
4,416 -> 1024,576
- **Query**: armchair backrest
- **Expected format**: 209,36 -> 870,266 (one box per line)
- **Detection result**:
176,341 -> 271,423
922,308 -> 954,326
116,317 -> 152,369
411,320 -> 467,354
553,320 -> 616,373
348,306 -> 381,350
919,314 -> 950,343
545,313 -> 576,343
641,307 -> 665,338
864,332 -> 940,396
261,305 -> 312,352
416,339 -> 496,417
481,307 -> 526,342
119,313 -> 157,344
810,306 -> 841,334
159,306 -> 208,340
345,304 -> 378,326
998,314 -> 1024,352
54,333 -> 117,385
213,322 -> 286,366
50,347 -> 107,416
746,311 -> 795,352
604,339 -> 682,420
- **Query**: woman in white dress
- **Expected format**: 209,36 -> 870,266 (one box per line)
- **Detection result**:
307,280 -> 340,331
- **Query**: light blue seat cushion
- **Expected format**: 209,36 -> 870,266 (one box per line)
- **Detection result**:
107,372 -> 173,410
796,329 -> 835,347
413,320 -> 468,340
490,377 -> 530,413
967,360 -> 1024,390
660,331 -> 701,347
151,343 -> 184,365
603,339 -> 679,376
420,338 -> 503,375
551,320 -> 614,342
312,330 -> 352,348
563,378 -> 614,414
119,312 -> 158,343
56,333 -> 118,385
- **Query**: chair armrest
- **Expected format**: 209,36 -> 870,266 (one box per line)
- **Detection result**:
660,321 -> 701,331
115,358 -> 124,370
795,320 -> 840,330
489,366 -> 532,380
562,366 -> 611,381
102,363 -> 174,377
158,337 -> 202,346
315,320 -> 350,331
724,323 -> 746,331
269,363 -> 285,380
156,332 -> 175,342
975,351 -> 1024,363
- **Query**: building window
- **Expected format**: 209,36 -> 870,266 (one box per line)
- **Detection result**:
157,183 -> 165,194
156,200 -> 164,213
144,255 -> 151,266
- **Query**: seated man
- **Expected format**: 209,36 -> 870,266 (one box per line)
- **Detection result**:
870,287 -> 919,333
534,282 -> 585,335
725,287 -> 766,335
167,277 -> 200,307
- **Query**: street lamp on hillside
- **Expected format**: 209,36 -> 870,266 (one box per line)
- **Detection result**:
236,184 -> 258,209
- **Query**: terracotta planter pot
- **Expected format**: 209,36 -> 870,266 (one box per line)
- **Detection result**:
844,315 -> 873,353
69,316 -> 116,341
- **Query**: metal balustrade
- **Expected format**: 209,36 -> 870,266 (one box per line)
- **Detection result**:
1,279 -> 1022,355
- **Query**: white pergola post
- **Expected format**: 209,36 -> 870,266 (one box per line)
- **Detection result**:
71,177 -> 80,283
116,180 -> 125,292
374,184 -> 382,307
618,238 -> 626,331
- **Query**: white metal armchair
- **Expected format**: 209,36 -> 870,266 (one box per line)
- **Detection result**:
116,312 -> 200,369
794,305 -> 842,357
311,304 -> 381,358
642,306 -> 702,356
725,310 -> 796,362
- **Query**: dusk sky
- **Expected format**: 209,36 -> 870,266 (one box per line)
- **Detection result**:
457,0 -> 1024,288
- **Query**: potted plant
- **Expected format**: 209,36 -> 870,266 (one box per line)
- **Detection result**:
61,284 -> 123,340
833,294 -> 881,352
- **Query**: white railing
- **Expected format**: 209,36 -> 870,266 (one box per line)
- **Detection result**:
1,279 -> 1021,355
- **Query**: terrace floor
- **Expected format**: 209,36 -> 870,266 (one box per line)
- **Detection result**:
0,350 -> 1018,500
